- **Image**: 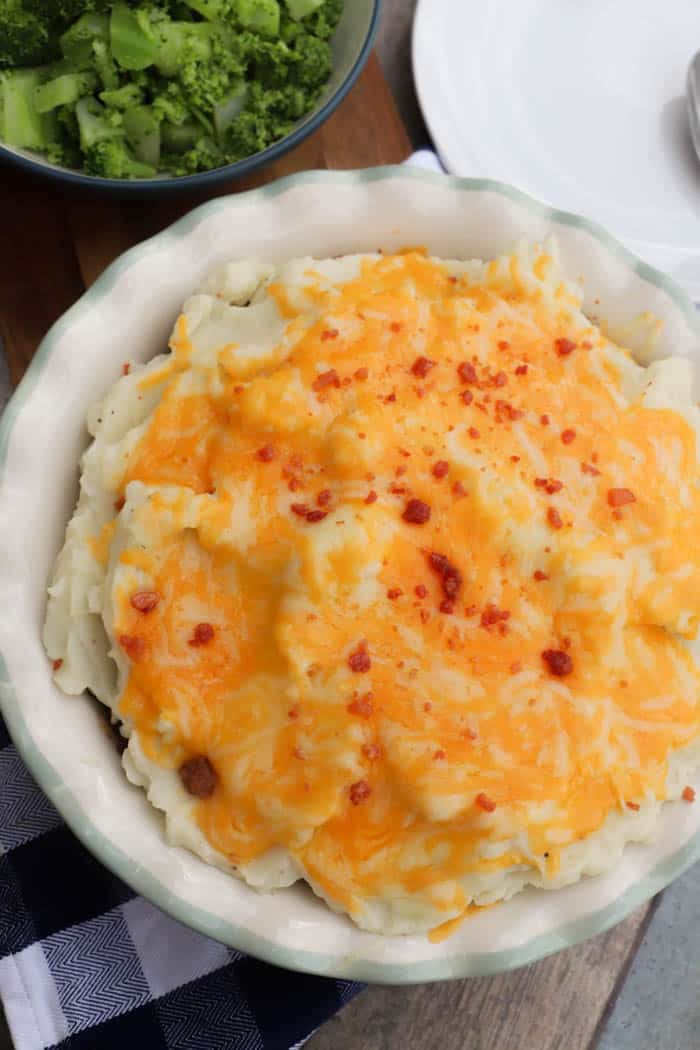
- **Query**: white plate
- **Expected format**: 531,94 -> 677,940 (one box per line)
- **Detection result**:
2,168 -> 700,982
413,0 -> 700,298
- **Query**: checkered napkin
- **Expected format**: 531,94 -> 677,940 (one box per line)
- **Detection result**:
0,715 -> 361,1049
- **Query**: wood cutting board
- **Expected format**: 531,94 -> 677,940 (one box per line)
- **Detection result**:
0,53 -> 411,387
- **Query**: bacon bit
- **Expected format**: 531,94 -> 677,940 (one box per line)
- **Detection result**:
233,384 -> 244,394
354,367 -> 369,381
492,371 -> 508,387
130,591 -> 161,614
468,427 -> 480,439
348,692 -> 374,718
427,552 -> 463,601
321,328 -> 339,341
452,481 -> 467,497
412,356 -> 436,378
510,661 -> 523,674
561,429 -> 576,445
288,479 -> 301,492
288,707 -> 299,719
607,488 -> 636,507
423,701 -> 433,712
349,780 -> 372,805
257,444 -> 276,462
533,569 -> 549,581
498,340 -> 510,350
402,498 -> 431,524
291,503 -> 310,517
114,496 -> 126,514
122,362 -> 131,376
510,456 -> 520,463
461,389 -> 474,406
433,749 -> 446,761
515,364 -> 528,376
547,507 -> 563,530
581,462 -> 601,476
475,792 -> 496,812
119,634 -> 145,660
683,786 -> 696,802
189,622 -> 214,647
52,658 -> 63,671
439,600 -> 454,614
348,645 -> 371,673
540,414 -> 550,426
362,743 -> 382,760
534,477 -> 563,495
389,321 -> 402,333
306,510 -> 328,523
179,756 -> 218,799
541,648 -> 573,676
432,460 -> 449,479
555,338 -> 577,356
480,604 -> 511,628
626,801 -> 640,811
385,392 -> 397,403
415,584 -> 428,599
458,361 -> 478,384
312,369 -> 340,392
448,275 -> 458,284
317,489 -> 331,507
364,490 -> 377,505
387,588 -> 403,600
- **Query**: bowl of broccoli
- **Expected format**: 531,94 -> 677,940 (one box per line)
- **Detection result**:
0,0 -> 380,190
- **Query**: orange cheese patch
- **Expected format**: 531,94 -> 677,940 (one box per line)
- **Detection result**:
108,252 -> 700,924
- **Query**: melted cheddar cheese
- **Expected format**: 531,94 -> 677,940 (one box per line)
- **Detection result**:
45,248 -> 700,935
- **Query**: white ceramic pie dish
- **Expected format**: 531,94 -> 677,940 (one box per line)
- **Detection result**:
2,167 -> 700,982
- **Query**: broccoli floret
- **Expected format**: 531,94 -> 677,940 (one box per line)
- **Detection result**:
153,20 -> 215,77
33,70 -> 98,112
164,132 -> 222,173
100,80 -> 145,109
290,31 -> 329,90
84,135 -> 156,176
299,0 -> 341,40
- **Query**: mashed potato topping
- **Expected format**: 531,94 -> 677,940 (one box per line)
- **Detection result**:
44,246 -> 700,934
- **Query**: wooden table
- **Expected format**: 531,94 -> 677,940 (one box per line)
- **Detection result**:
2,6 -> 699,1048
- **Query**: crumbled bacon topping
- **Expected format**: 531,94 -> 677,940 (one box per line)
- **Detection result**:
179,756 -> 218,799
607,488 -> 635,507
52,658 -> 63,671
461,389 -> 474,406
541,648 -> 573,676
555,338 -> 577,356
561,429 -> 576,445
348,645 -> 371,673
130,591 -> 160,613
321,328 -> 339,341
402,498 -> 431,524
683,786 -> 696,802
312,369 -> 340,391
387,588 -> 403,600
458,361 -> 478,384
349,780 -> 371,805
547,507 -> 563,530
119,634 -> 145,660
535,477 -> 563,495
480,605 -> 510,628
432,460 -> 449,479
257,444 -> 276,462
415,584 -> 428,599
189,623 -> 214,647
475,792 -> 496,812
411,356 -> 436,378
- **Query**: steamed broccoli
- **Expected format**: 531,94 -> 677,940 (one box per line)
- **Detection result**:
0,0 -> 344,179
84,135 -> 156,176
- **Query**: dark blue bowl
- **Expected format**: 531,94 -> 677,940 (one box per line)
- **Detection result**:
0,1 -> 382,195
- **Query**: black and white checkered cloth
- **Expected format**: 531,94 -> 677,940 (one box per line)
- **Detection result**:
0,715 -> 361,1049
